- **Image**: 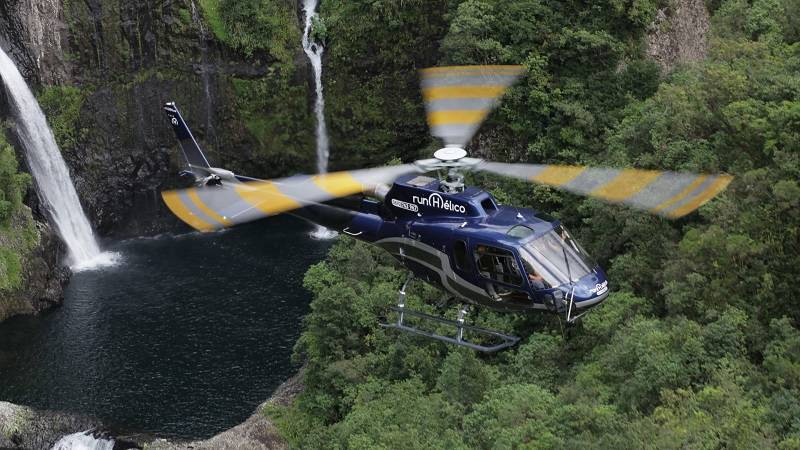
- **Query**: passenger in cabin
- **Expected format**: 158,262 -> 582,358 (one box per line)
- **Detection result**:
528,272 -> 546,290
522,258 -> 547,290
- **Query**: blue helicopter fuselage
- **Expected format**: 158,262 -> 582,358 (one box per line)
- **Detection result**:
337,174 -> 610,314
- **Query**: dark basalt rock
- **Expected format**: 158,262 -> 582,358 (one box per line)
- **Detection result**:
13,219 -> 70,314
0,0 -> 69,85
0,401 -> 103,450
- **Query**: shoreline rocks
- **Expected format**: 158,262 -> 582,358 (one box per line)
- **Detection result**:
0,368 -> 304,449
146,368 -> 304,449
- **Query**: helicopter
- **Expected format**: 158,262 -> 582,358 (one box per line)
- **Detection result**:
160,65 -> 733,352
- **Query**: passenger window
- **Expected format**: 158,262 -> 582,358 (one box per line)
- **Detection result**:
474,245 -> 522,286
481,198 -> 497,212
454,240 -> 469,271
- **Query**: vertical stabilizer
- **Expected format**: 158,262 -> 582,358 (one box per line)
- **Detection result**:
163,102 -> 212,172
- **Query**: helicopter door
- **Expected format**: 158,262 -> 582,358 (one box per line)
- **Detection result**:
472,243 -> 531,304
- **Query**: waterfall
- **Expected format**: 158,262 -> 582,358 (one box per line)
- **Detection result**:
302,0 -> 337,240
0,48 -> 117,270
190,0 -> 215,143
302,0 -> 329,174
51,431 -> 114,450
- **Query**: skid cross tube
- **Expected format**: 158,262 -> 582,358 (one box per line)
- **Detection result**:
381,307 -> 520,352
381,274 -> 520,353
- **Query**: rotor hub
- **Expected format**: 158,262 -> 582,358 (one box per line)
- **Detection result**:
434,147 -> 468,162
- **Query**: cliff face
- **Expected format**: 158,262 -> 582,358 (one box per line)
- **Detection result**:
646,0 -> 710,72
0,215 -> 69,323
57,0 -> 315,236
0,0 -> 69,85
0,0 -> 310,319
1,0 -> 315,237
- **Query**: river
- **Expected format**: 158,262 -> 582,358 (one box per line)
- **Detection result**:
0,216 -> 332,439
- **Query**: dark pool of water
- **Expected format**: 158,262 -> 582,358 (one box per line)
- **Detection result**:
0,216 -> 333,439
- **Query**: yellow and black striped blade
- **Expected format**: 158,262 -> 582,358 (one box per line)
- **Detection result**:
161,165 -> 419,232
420,65 -> 525,149
477,162 -> 733,218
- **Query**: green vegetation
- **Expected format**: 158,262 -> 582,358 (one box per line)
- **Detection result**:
231,73 -> 315,174
37,85 -> 89,151
265,0 -> 800,448
0,131 -> 38,295
321,0 -> 454,169
198,0 -> 299,64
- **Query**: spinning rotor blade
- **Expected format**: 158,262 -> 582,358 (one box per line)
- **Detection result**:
162,164 -> 419,232
420,65 -> 525,149
476,162 -> 733,218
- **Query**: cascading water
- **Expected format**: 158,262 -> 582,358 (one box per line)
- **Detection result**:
50,431 -> 115,450
302,0 -> 337,240
302,0 -> 329,174
0,48 -> 117,270
190,0 -> 215,143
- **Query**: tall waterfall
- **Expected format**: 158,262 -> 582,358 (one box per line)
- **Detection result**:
190,0 -> 215,144
0,48 -> 116,270
302,0 -> 337,240
302,0 -> 329,174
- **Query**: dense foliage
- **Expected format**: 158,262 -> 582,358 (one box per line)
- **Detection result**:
198,0 -> 299,63
321,0 -> 454,169
0,130 -> 36,293
265,0 -> 800,448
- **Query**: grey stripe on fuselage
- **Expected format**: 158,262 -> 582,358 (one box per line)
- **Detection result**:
377,237 -> 488,304
376,237 -> 547,310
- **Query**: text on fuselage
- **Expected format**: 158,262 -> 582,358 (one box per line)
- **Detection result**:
412,193 -> 466,214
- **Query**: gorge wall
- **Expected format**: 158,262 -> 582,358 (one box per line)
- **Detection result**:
1,0 -> 317,238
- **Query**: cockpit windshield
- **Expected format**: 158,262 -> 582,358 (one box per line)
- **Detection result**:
519,224 -> 595,288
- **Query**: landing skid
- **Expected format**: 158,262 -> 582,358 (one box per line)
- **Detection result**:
380,274 -> 521,353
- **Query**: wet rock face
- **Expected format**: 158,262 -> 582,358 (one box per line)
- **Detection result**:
62,80 -> 186,236
0,0 -> 69,85
0,401 -> 102,450
0,205 -> 70,323
646,0 -> 710,72
26,0 -> 312,237
1,0 -> 313,238
9,219 -> 70,316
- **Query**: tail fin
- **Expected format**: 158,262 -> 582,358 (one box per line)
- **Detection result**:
163,102 -> 212,172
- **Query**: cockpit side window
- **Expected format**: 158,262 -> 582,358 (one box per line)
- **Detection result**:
474,245 -> 522,286
520,253 -> 552,291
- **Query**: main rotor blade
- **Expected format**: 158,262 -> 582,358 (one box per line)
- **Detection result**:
476,162 -> 733,218
161,164 -> 419,232
420,65 -> 525,149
